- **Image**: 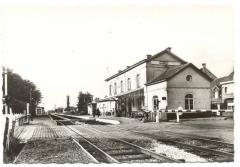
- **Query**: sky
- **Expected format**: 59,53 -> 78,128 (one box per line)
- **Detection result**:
1,1 -> 235,110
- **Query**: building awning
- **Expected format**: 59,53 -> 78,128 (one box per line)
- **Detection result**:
117,89 -> 144,100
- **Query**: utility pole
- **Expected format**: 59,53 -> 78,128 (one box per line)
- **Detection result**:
3,67 -> 8,114
29,88 -> 32,115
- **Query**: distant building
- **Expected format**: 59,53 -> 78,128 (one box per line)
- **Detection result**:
96,98 -> 117,116
105,47 -> 213,117
63,106 -> 77,113
88,98 -> 117,116
210,71 -> 234,110
36,106 -> 45,116
87,101 -> 97,115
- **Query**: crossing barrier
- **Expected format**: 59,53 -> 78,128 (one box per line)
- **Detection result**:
155,109 -> 233,123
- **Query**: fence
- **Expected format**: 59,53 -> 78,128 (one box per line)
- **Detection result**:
2,109 -> 30,152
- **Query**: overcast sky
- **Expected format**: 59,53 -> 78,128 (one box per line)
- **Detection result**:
1,1 -> 234,110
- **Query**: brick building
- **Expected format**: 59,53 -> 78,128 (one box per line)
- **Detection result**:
105,48 -> 213,117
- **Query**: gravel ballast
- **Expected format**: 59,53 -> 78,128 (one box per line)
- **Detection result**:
15,138 -> 96,164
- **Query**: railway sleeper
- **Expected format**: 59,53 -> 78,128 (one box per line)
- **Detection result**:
115,154 -> 152,162
109,151 -> 143,156
103,147 -> 133,151
105,148 -> 136,154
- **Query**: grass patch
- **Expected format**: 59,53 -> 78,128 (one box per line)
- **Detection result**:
3,136 -> 25,163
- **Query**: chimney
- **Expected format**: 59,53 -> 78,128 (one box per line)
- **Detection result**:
126,66 -> 130,68
167,47 -> 171,51
146,54 -> 152,59
202,63 -> 206,68
118,70 -> 122,73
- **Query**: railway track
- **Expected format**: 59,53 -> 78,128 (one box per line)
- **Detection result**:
105,126 -> 234,162
53,114 -> 234,162
55,118 -> 181,163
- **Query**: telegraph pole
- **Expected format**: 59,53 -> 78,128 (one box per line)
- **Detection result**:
3,67 -> 8,114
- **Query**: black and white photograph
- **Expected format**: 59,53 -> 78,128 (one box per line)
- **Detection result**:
0,0 -> 238,165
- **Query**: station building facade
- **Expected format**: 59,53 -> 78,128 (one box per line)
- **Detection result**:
105,48 -> 213,117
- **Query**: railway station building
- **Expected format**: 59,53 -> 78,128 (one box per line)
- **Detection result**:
104,48 -> 213,117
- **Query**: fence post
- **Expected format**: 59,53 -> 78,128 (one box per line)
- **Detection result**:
3,117 -> 9,152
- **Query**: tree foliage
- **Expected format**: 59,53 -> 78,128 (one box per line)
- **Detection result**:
2,68 -> 42,115
77,91 -> 93,115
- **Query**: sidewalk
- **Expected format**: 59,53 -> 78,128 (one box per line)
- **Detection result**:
14,116 -> 75,142
13,116 -> 94,163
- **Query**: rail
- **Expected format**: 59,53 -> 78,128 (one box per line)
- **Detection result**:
53,113 -> 182,163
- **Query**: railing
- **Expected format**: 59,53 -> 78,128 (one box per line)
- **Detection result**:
3,112 -> 31,152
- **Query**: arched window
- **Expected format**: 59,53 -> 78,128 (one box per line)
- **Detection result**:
136,74 -> 140,88
185,94 -> 193,109
153,96 -> 159,110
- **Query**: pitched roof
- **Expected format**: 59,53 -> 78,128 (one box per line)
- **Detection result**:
146,63 -> 213,86
147,47 -> 187,64
200,67 -> 217,80
105,47 -> 187,81
210,71 -> 234,88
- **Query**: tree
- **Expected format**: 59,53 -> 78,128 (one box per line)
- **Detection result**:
77,91 -> 93,115
2,68 -> 42,115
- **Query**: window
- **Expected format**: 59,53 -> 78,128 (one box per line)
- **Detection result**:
185,94 -> 193,110
109,85 -> 112,96
120,80 -> 124,93
114,82 -> 117,95
127,78 -> 131,90
186,75 -> 192,82
151,61 -> 159,65
153,96 -> 159,110
136,74 -> 140,88
167,62 -> 181,66
213,89 -> 219,98
225,87 -> 228,93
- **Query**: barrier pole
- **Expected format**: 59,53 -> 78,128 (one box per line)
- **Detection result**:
156,110 -> 159,123
176,107 -> 183,123
176,111 -> 179,123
